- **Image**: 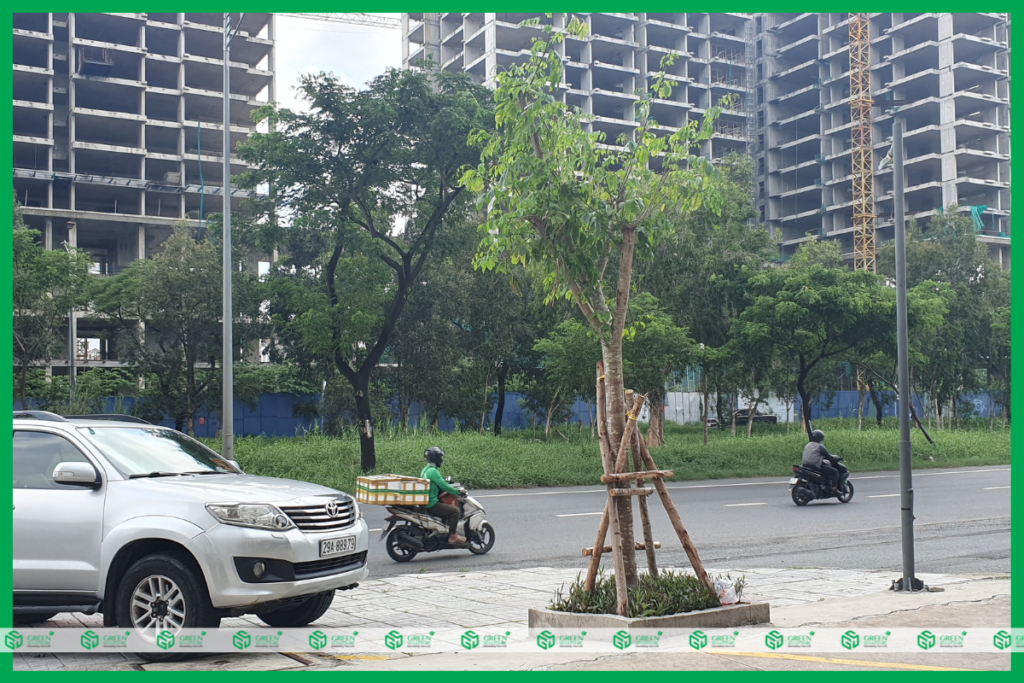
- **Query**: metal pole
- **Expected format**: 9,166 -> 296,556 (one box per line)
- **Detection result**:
221,12 -> 234,460
68,310 -> 75,387
893,121 -> 915,590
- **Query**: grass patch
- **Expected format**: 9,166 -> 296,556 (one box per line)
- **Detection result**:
201,417 -> 1010,494
549,570 -> 731,617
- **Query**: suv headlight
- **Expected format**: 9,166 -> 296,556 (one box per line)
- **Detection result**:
206,503 -> 295,531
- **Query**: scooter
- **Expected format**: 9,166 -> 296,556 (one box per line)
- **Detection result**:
790,456 -> 854,506
379,477 -> 495,562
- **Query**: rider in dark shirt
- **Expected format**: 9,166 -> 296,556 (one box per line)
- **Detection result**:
802,429 -> 839,493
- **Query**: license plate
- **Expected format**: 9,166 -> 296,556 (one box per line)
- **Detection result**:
789,478 -> 799,485
319,536 -> 356,558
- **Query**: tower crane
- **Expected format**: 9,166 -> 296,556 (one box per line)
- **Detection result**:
277,13 -> 401,29
849,13 -> 876,273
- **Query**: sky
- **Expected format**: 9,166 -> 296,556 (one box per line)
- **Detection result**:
272,14 -> 403,112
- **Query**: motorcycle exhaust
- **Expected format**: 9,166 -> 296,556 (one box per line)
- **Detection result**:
397,534 -> 425,551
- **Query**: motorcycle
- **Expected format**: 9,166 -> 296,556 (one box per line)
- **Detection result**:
379,476 -> 495,562
790,456 -> 854,506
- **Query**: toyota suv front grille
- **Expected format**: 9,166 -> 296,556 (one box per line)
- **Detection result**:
280,497 -> 357,532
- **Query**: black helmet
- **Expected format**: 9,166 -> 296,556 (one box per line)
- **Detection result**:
424,446 -> 445,467
811,429 -> 825,443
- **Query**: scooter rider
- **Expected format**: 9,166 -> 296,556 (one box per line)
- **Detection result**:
421,447 -> 466,545
802,429 -> 839,494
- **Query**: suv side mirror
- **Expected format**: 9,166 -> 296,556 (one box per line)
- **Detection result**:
52,462 -> 101,489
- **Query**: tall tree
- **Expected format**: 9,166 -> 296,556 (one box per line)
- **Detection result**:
622,293 -> 695,447
12,196 -> 90,406
237,68 -> 494,470
533,319 -> 601,436
462,17 -> 722,586
636,153 -> 774,430
878,210 -> 1003,427
732,241 -> 897,438
93,224 -> 264,434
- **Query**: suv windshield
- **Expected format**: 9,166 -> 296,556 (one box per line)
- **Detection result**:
78,427 -> 241,478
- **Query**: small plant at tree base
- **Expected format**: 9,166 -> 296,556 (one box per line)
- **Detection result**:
550,570 -> 723,617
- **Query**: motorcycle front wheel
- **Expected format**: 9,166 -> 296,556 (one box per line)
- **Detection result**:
386,527 -> 419,562
468,522 -> 495,555
836,480 -> 854,503
791,485 -> 813,506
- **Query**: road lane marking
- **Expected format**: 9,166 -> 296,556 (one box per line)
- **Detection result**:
868,494 -> 901,498
472,468 -> 1012,498
717,652 -> 974,671
556,512 -> 605,517
724,503 -> 768,507
984,486 -> 1010,490
369,528 -> 383,532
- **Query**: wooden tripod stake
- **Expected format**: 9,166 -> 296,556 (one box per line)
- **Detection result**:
583,362 -> 714,616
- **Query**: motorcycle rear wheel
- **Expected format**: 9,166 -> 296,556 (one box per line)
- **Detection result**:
386,527 -> 419,562
837,480 -> 854,503
791,485 -> 812,506
468,522 -> 495,555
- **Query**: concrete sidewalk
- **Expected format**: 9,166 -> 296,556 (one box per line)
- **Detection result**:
13,567 -> 1010,672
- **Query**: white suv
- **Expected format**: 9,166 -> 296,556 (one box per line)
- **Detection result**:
12,411 -> 368,639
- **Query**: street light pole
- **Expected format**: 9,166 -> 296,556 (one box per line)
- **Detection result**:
892,121 -> 916,590
222,13 -> 243,461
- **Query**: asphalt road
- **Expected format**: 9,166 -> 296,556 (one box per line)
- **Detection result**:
359,465 -> 1011,578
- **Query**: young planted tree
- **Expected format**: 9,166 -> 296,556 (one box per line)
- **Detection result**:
237,68 -> 493,470
462,17 -> 722,586
732,241 -> 897,439
13,198 -> 91,406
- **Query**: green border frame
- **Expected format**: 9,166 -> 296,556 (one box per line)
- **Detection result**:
3,3 -> 1018,679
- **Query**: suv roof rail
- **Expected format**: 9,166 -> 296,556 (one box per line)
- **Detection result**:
65,414 -> 152,425
13,410 -> 69,422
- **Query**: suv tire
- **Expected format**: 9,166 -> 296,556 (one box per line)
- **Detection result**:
116,552 -> 220,662
257,590 -> 335,627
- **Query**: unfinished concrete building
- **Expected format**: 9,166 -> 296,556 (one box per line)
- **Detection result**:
13,12 -> 274,377
402,12 -> 753,163
404,13 -> 1011,267
752,13 -> 1011,265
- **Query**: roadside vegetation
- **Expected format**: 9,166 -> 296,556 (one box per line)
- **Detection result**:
206,417 -> 1010,495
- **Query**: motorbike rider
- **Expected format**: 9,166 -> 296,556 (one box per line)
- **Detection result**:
421,446 -> 466,545
802,429 -> 840,494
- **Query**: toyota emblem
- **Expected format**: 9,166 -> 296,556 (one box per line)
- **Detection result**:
325,500 -> 340,518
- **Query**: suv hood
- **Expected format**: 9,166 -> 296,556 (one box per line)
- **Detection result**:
118,473 -> 348,504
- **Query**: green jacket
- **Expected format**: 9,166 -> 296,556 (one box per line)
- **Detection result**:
421,464 -> 461,507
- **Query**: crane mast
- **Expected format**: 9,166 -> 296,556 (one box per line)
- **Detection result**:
849,13 -> 876,273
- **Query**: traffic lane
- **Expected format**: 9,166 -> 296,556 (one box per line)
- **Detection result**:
358,466 -> 1008,577
471,466 -> 1010,545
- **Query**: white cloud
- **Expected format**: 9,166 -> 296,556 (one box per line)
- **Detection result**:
273,13 -> 402,112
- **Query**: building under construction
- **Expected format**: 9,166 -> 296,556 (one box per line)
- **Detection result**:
403,12 -> 1011,266
12,12 -> 275,376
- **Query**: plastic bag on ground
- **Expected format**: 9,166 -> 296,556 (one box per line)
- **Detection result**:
715,577 -> 739,605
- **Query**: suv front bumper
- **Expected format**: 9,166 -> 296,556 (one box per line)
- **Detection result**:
187,518 -> 370,609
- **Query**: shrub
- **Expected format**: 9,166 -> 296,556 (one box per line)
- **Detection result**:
549,570 -> 738,617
